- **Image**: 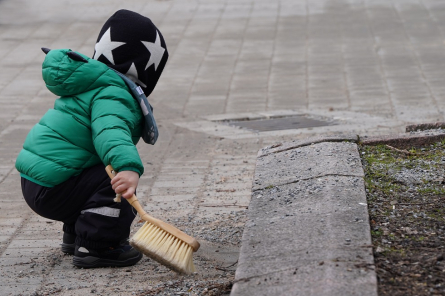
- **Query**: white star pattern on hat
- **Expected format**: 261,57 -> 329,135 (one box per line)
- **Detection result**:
141,30 -> 165,71
125,62 -> 147,88
93,27 -> 125,65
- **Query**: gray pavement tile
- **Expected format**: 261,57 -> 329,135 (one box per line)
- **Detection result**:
0,285 -> 39,296
18,230 -> 60,239
0,274 -> 44,286
0,217 -> 23,227
1,247 -> 49,258
0,235 -> 11,244
0,256 -> 37,267
0,225 -> 17,236
19,222 -> 61,233
7,239 -> 59,249
150,194 -> 195,203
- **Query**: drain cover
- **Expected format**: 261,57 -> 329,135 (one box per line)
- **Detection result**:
226,115 -> 334,132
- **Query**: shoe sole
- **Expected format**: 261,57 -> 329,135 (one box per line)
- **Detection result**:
73,252 -> 142,268
61,243 -> 75,255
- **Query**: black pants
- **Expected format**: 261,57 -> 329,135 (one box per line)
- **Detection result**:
21,164 -> 136,249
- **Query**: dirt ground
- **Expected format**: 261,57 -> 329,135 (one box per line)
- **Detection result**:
360,140 -> 445,296
16,210 -> 246,296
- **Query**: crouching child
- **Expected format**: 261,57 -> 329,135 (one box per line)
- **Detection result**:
15,9 -> 168,268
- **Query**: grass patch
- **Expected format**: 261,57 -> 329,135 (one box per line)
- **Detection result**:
360,141 -> 445,296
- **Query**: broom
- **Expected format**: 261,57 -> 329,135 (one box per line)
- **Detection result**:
105,165 -> 200,274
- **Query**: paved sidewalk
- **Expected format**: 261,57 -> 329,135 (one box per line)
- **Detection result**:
1,0 -> 445,295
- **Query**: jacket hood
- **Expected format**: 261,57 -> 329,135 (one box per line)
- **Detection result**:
42,49 -> 122,97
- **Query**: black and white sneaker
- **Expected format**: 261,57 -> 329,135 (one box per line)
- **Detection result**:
73,245 -> 142,268
60,233 -> 76,255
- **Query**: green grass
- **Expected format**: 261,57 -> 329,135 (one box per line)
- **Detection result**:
361,143 -> 445,199
371,230 -> 382,237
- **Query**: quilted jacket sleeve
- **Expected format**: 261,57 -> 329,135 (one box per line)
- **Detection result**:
90,86 -> 144,175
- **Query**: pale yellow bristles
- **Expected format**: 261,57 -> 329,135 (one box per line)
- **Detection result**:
130,221 -> 196,274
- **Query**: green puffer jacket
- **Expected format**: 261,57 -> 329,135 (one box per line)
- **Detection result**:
16,49 -> 144,187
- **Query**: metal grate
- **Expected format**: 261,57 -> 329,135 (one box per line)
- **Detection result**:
226,115 -> 334,132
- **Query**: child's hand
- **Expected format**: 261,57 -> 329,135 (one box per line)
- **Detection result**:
110,170 -> 139,199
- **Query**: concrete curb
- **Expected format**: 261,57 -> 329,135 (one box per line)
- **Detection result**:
231,141 -> 376,296
231,128 -> 445,296
361,129 -> 445,149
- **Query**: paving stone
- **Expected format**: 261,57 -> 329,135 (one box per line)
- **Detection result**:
8,239 -> 60,249
150,194 -> 195,203
0,285 -> 39,296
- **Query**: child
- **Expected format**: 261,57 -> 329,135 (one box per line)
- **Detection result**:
15,9 -> 168,268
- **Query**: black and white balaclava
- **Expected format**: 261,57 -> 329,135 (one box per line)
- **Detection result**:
93,9 -> 168,97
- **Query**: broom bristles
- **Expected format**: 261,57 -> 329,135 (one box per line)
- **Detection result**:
130,221 -> 196,274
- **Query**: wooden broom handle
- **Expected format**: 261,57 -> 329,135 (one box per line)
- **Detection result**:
105,165 -> 200,252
